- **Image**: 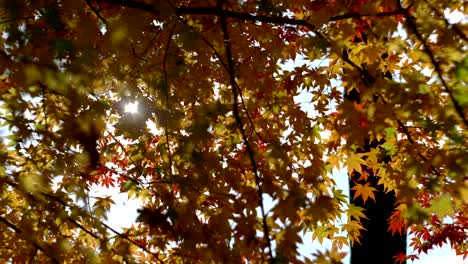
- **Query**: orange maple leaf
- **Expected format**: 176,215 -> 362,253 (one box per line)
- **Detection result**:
394,253 -> 407,264
387,209 -> 407,236
351,182 -> 377,203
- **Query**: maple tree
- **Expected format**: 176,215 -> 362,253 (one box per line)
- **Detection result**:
0,0 -> 467,263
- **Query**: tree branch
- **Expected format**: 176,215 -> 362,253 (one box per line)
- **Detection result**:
395,120 -> 442,178
41,192 -> 165,263
219,7 -> 275,263
97,0 -> 405,29
338,34 -> 445,182
161,21 -> 177,180
423,0 -> 467,42
105,129 -> 146,182
85,0 -> 108,26
177,6 -> 405,26
0,16 -> 35,25
97,0 -> 160,14
4,179 -> 164,263
330,10 -> 406,21
398,1 -> 467,127
0,216 -> 60,264
128,28 -> 162,75
177,16 -> 267,143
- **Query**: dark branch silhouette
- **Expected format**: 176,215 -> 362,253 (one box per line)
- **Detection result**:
219,4 -> 275,263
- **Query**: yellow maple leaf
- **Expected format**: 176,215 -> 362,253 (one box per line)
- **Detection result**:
345,154 -> 365,174
327,154 -> 341,170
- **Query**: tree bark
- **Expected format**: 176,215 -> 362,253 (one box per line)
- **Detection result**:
349,140 -> 407,264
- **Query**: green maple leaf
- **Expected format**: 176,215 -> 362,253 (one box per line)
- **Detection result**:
348,203 -> 368,221
429,194 -> 454,216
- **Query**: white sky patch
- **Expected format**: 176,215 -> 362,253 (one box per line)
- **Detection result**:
124,101 -> 139,114
88,184 -> 142,231
408,243 -> 467,264
146,119 -> 162,135
152,20 -> 164,29
444,10 -> 467,24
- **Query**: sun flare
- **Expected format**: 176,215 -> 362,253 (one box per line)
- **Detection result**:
124,101 -> 139,114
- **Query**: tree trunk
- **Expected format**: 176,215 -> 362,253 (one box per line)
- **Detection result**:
349,145 -> 407,264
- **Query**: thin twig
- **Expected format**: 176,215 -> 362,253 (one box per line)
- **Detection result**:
398,1 -> 467,127
105,129 -> 145,181
178,17 -> 267,143
97,0 -> 405,30
0,213 -> 60,263
85,0 -> 108,26
41,191 -> 165,263
219,7 -> 275,263
423,0 -> 467,42
39,83 -> 48,131
128,29 -> 162,75
162,22 -> 178,179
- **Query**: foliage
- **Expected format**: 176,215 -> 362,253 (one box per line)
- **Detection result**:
0,0 -> 466,263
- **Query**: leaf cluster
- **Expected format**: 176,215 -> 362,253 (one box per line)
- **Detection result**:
0,0 -> 466,262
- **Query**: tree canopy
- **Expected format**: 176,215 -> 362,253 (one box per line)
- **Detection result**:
0,0 -> 467,263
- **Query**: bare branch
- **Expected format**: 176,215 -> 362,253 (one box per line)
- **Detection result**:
97,0 -> 406,29
85,0 -> 108,26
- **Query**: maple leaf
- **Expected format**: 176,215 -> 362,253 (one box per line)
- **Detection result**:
348,203 -> 368,221
99,173 -> 116,188
342,220 -> 366,245
351,182 -> 377,203
331,235 -> 349,250
394,253 -> 407,264
345,153 -> 365,174
326,153 -> 341,169
387,208 -> 407,236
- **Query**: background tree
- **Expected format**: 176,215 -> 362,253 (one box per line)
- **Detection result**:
0,0 -> 466,263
